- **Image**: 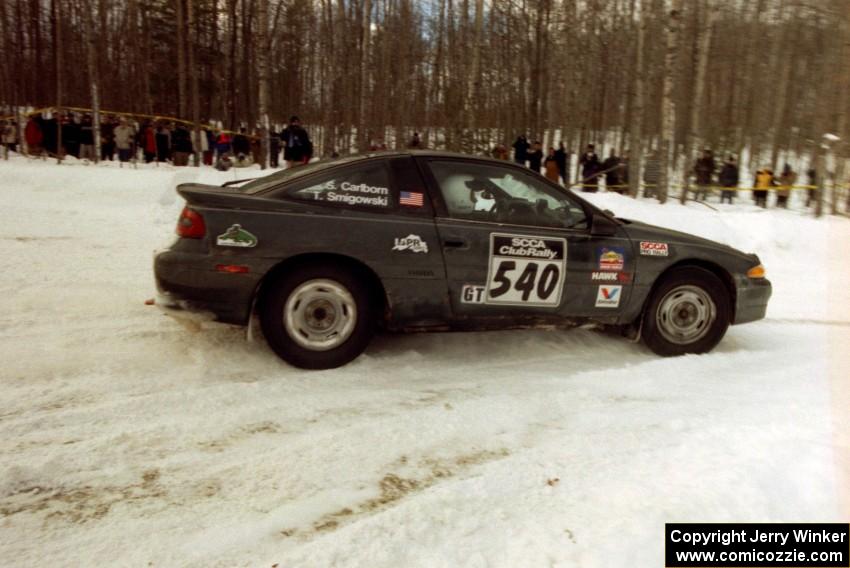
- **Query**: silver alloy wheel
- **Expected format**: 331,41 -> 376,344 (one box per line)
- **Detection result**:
283,279 -> 357,351
655,284 -> 717,345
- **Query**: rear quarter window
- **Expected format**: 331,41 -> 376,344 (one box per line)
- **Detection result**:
283,161 -> 395,210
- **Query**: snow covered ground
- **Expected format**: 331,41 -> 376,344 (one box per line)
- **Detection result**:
1,156 -> 848,567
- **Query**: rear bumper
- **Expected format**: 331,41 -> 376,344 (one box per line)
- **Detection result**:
733,277 -> 772,324
154,249 -> 260,325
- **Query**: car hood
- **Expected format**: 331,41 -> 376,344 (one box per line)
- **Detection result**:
618,218 -> 759,263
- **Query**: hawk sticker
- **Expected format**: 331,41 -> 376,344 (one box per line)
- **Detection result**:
216,224 -> 258,248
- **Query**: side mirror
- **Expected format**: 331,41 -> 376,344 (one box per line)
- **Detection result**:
591,213 -> 618,236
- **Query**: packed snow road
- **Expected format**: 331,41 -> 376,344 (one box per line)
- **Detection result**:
1,158 -> 848,567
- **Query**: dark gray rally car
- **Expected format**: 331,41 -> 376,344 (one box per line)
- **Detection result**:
154,151 -> 771,369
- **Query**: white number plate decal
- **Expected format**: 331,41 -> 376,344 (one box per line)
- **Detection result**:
485,233 -> 567,307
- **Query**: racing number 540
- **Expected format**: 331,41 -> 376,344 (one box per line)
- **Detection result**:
489,260 -> 560,302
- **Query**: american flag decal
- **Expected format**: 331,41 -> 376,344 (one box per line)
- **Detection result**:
399,191 -> 424,207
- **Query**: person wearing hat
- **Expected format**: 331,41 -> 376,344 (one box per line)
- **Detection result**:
280,115 -> 312,168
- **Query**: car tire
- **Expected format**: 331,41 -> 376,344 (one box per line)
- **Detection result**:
642,266 -> 731,356
260,263 -> 376,369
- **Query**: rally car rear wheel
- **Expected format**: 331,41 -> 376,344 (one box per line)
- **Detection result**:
642,267 -> 730,356
260,264 -> 375,369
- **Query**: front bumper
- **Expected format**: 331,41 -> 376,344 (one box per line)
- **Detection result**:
734,277 -> 772,324
154,249 -> 260,325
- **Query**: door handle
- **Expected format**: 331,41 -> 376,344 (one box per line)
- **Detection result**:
443,238 -> 468,249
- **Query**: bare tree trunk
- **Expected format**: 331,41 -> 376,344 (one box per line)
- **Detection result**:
256,0 -> 269,169
681,0 -> 715,203
188,0 -> 200,166
628,0 -> 646,198
85,0 -> 100,163
658,0 -> 682,203
176,0 -> 187,118
53,0 -> 63,163
358,0 -> 372,151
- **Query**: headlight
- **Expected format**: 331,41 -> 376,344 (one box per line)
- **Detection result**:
746,264 -> 766,279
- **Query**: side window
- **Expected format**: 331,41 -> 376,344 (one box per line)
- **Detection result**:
285,161 -> 394,210
427,160 -> 589,229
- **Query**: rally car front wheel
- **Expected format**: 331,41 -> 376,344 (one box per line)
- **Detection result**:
642,267 -> 731,356
260,264 -> 375,369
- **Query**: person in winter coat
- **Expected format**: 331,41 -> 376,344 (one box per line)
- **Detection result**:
407,132 -> 422,149
753,168 -> 774,208
544,147 -> 560,182
269,130 -> 281,167
42,115 -> 58,156
114,118 -> 136,162
24,115 -> 43,156
79,115 -> 95,161
805,168 -> 817,207
2,120 -> 18,156
554,142 -> 569,185
718,155 -> 739,204
100,117 -> 115,161
693,149 -> 716,201
579,144 -> 601,192
643,150 -> 661,198
171,124 -> 193,166
61,114 -> 81,159
619,150 -> 630,187
776,163 -> 796,208
512,135 -> 529,166
141,123 -> 157,163
281,116 -> 312,167
601,148 -> 622,193
251,130 -> 263,165
232,128 -> 251,157
215,131 -> 232,158
491,144 -> 509,160
155,124 -> 171,162
527,141 -> 543,173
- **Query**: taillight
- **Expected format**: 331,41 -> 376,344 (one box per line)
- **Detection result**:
176,206 -> 206,239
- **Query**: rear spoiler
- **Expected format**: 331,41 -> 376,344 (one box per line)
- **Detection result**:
176,183 -> 261,208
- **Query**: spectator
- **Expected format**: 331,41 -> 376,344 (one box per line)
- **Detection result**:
100,116 -> 115,161
408,132 -> 422,149
280,116 -> 312,167
114,118 -> 135,162
2,119 -> 18,156
142,122 -> 157,163
171,124 -> 193,166
777,163 -> 796,208
189,126 -> 209,166
491,143 -> 509,160
693,149 -> 715,201
42,114 -> 58,155
579,144 -> 601,192
155,123 -> 171,162
62,113 -> 81,159
512,135 -> 529,166
753,168 -> 773,208
79,114 -> 95,161
215,130 -> 232,158
204,128 -> 216,166
269,129 -> 281,167
25,114 -> 44,156
643,150 -> 661,198
619,150 -> 630,187
718,155 -> 739,204
544,147 -> 560,182
805,168 -> 817,208
527,141 -> 543,172
251,130 -> 263,165
601,148 -> 622,193
232,127 -> 251,157
554,142 -> 569,185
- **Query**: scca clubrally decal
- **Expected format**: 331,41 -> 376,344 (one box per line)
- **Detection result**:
485,233 -> 567,307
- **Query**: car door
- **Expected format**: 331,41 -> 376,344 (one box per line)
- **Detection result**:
417,157 -> 635,322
